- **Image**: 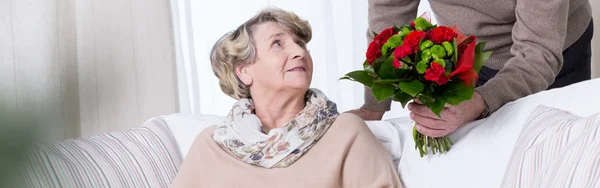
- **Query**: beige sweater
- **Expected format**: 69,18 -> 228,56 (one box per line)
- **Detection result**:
171,113 -> 403,188
363,0 -> 592,114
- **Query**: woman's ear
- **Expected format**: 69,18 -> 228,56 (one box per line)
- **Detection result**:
235,65 -> 253,85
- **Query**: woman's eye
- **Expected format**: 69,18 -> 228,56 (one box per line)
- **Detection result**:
272,40 -> 282,47
297,41 -> 306,48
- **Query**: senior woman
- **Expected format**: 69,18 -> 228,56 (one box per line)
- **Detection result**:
171,8 -> 402,188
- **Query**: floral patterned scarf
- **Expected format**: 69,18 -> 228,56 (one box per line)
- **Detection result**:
212,88 -> 339,168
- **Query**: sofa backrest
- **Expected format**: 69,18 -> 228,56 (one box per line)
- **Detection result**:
20,117 -> 182,188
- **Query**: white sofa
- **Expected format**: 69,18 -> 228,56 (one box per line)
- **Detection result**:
20,78 -> 600,188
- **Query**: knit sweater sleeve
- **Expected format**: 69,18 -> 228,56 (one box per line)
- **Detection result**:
363,0 -> 421,112
475,0 -> 571,114
338,114 -> 403,188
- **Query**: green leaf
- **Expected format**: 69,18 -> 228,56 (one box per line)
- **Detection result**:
372,83 -> 397,102
393,92 -> 413,108
393,68 -> 411,78
340,70 -> 373,87
419,95 -> 445,118
363,60 -> 376,75
439,82 -> 474,105
402,57 -> 413,64
475,51 -> 492,73
416,60 -> 428,74
372,55 -> 386,76
474,42 -> 492,72
452,38 -> 458,65
418,94 -> 435,104
379,55 -> 396,79
375,79 -> 403,84
398,80 -> 425,97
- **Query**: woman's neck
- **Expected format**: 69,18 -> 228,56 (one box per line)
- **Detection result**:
251,89 -> 306,133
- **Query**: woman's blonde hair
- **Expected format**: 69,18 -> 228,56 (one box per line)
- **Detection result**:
210,7 -> 312,100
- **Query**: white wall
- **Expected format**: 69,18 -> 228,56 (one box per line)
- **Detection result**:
0,0 -> 178,140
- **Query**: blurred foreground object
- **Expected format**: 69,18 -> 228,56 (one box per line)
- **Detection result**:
0,102 -> 44,187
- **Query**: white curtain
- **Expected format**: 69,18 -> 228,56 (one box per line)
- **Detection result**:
171,0 -> 434,119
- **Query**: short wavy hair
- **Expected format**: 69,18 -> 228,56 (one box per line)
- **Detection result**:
210,7 -> 312,100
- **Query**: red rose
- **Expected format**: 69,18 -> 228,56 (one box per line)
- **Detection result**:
429,26 -> 458,44
374,27 -> 395,45
403,31 -> 427,51
424,62 -> 449,85
366,41 -> 382,64
410,21 -> 415,28
393,45 -> 413,59
392,58 -> 402,69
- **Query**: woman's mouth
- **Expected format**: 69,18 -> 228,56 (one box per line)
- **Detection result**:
287,67 -> 306,72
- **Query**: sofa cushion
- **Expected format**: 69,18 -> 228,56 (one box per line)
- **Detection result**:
21,117 -> 182,188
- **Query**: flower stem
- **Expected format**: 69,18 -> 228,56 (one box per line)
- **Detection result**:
413,122 -> 454,157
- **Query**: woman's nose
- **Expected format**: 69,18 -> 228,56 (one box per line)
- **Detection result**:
290,45 -> 305,60
292,54 -> 303,60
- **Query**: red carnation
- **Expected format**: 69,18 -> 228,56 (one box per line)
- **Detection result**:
424,62 -> 449,85
403,31 -> 427,51
429,26 -> 458,44
366,41 -> 382,64
365,27 -> 395,64
392,58 -> 403,69
374,27 -> 395,45
393,45 -> 413,59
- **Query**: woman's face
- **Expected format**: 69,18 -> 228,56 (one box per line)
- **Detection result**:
241,22 -> 313,93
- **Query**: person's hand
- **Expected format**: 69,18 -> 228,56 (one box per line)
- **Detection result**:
408,91 -> 486,137
347,107 -> 385,121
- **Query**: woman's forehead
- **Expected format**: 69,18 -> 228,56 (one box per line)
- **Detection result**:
254,22 -> 294,39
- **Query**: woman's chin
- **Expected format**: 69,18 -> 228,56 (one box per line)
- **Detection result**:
286,82 -> 311,91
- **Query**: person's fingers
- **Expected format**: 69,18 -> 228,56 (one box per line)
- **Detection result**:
410,112 -> 449,129
411,112 -> 438,126
408,102 -> 441,119
416,124 -> 448,137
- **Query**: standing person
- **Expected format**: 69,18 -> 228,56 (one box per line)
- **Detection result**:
350,0 -> 594,138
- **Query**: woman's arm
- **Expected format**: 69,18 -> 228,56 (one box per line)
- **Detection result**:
338,114 -> 403,188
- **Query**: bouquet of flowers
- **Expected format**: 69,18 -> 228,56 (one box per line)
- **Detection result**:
341,14 -> 492,157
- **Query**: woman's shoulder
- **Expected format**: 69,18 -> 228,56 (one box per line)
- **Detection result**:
329,113 -> 371,135
190,125 -> 218,147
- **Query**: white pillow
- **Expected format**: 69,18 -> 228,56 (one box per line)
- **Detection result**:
162,113 -> 224,158
501,105 -> 600,188
391,78 -> 600,188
